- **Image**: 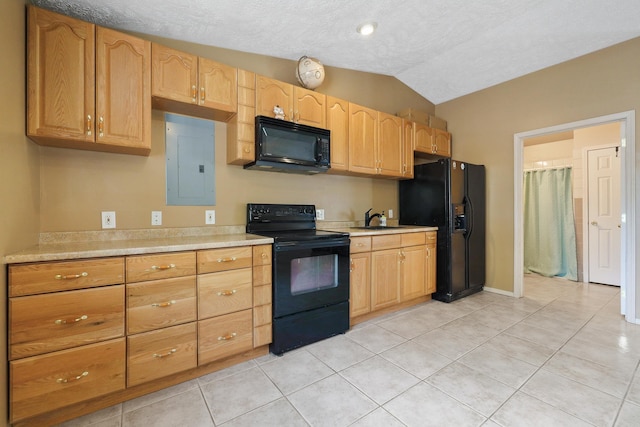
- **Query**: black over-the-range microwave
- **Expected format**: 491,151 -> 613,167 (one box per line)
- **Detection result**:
243,115 -> 331,174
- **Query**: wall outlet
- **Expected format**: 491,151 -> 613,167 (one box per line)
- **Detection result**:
205,210 -> 215,224
316,209 -> 325,220
101,211 -> 116,229
151,211 -> 162,226
388,209 -> 394,219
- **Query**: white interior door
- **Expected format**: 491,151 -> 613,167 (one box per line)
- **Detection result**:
587,147 -> 621,286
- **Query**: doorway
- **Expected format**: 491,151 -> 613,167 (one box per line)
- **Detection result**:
513,111 -> 636,323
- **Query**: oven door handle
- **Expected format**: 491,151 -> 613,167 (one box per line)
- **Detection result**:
275,238 -> 350,251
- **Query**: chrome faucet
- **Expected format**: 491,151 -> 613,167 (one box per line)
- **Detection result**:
365,208 -> 382,227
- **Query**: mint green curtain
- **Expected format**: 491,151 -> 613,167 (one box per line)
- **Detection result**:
523,167 -> 578,281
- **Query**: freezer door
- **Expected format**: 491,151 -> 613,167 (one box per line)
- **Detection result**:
465,163 -> 486,288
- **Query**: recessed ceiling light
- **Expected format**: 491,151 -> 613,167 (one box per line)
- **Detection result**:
357,22 -> 377,36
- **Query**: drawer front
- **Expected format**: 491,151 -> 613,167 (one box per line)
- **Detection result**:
198,269 -> 252,319
402,232 -> 426,247
127,322 -> 197,387
372,234 -> 402,251
253,323 -> 272,348
253,264 -> 271,287
425,231 -> 437,243
9,286 -> 125,360
197,247 -> 252,274
252,245 -> 272,266
253,283 -> 272,306
9,257 -> 124,297
127,276 -> 197,335
198,309 -> 253,365
253,304 -> 272,327
10,338 -> 126,423
126,251 -> 196,283
350,236 -> 371,253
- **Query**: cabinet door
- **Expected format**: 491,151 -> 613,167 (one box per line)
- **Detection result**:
402,119 -> 414,178
151,44 -> 197,104
198,57 -> 237,112
294,86 -> 325,127
326,96 -> 349,172
371,249 -> 400,311
434,129 -> 452,157
256,75 -> 294,120
27,6 -> 95,143
400,245 -> 426,301
95,27 -> 151,152
414,123 -> 435,154
377,112 -> 404,177
426,240 -> 437,294
348,103 -> 378,175
350,252 -> 371,318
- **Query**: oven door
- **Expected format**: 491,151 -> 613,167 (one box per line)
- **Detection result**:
272,237 -> 350,318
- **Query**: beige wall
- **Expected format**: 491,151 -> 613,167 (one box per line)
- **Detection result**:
1,0 -> 39,424
38,31 -> 434,231
436,37 -> 640,295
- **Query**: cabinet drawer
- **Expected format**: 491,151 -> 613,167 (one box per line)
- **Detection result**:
9,257 -> 124,297
253,264 -> 271,287
350,236 -> 371,253
198,309 -> 253,364
126,251 -> 196,283
253,283 -> 272,306
426,231 -> 437,243
197,247 -> 252,274
9,285 -> 124,360
127,276 -> 197,334
127,322 -> 197,387
402,232 -> 426,247
254,323 -> 272,348
198,268 -> 252,319
253,304 -> 272,327
10,338 -> 125,423
371,234 -> 402,251
253,245 -> 272,266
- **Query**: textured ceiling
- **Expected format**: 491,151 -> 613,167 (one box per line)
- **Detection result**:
32,0 -> 640,104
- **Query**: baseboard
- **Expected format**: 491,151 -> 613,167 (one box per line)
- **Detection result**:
483,286 -> 515,297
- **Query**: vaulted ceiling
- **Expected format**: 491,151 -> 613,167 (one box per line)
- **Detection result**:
33,0 -> 640,104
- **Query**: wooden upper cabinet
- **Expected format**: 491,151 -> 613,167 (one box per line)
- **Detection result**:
414,122 -> 435,153
434,128 -> 452,157
326,96 -> 349,172
227,69 -> 256,166
27,6 -> 95,144
402,119 -> 414,179
26,6 -> 151,155
294,86 -> 325,128
151,44 -> 237,121
377,112 -> 404,178
96,27 -> 151,153
348,102 -> 378,175
197,57 -> 237,113
256,75 -> 294,120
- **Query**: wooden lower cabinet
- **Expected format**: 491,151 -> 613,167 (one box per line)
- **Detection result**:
10,338 -> 126,422
8,243 -> 273,425
127,322 -> 197,386
198,309 -> 253,364
350,231 -> 437,323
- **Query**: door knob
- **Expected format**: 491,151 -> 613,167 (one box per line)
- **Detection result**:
591,221 -> 598,226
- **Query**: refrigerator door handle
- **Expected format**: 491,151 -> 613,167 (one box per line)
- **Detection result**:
465,197 -> 474,238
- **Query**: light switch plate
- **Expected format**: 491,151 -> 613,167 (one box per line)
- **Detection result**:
101,211 -> 116,229
388,209 -> 394,219
316,209 -> 325,220
205,210 -> 215,224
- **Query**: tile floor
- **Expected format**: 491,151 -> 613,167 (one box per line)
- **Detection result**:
58,275 -> 640,426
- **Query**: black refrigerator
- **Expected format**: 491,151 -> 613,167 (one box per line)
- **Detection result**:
399,159 -> 486,302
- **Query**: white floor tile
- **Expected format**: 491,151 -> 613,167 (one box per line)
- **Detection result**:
491,392 -> 592,427
305,334 -> 374,371
219,398 -> 308,427
260,349 -> 333,395
122,388 -> 213,427
346,324 -> 407,354
459,345 -> 538,388
380,340 -> 453,379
